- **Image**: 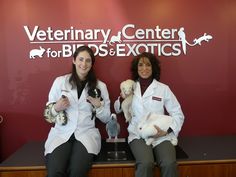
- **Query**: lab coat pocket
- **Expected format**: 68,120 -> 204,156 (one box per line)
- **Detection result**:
146,96 -> 164,112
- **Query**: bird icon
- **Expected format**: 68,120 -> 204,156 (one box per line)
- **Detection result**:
106,113 -> 120,139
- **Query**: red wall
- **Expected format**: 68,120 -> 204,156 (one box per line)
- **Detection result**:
1,0 -> 236,161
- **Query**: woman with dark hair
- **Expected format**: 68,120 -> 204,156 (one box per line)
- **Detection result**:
115,52 -> 184,177
131,52 -> 161,81
44,46 -> 111,177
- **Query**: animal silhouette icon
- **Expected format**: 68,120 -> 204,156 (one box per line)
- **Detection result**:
178,27 -> 187,54
109,31 -> 122,46
193,33 -> 213,45
29,46 -> 46,59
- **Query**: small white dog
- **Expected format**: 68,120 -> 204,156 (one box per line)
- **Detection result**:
119,79 -> 135,122
137,112 -> 178,146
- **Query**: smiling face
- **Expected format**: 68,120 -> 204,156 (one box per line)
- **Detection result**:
73,50 -> 93,80
137,57 -> 152,79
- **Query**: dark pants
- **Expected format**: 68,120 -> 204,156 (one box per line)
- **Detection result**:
129,139 -> 178,177
45,134 -> 94,177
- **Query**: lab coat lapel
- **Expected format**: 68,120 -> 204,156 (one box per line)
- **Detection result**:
142,80 -> 157,99
68,83 -> 89,105
61,80 -> 79,104
133,82 -> 142,98
77,87 -> 88,105
134,81 -> 156,100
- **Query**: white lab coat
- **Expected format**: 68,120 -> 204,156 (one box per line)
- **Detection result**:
127,79 -> 185,147
44,74 -> 111,155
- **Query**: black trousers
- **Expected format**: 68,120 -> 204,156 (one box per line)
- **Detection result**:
45,134 -> 94,177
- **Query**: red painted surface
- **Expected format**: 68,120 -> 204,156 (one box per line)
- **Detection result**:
0,0 -> 236,161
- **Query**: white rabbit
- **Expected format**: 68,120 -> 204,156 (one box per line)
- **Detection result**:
137,112 -> 177,146
29,46 -> 46,59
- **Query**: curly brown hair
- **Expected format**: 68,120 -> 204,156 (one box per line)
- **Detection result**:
131,52 -> 161,81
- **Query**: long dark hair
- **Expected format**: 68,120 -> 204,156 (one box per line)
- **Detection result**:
69,46 -> 97,91
131,52 -> 161,81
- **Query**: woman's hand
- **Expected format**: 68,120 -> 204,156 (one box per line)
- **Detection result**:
151,125 -> 168,138
54,96 -> 70,112
87,96 -> 102,108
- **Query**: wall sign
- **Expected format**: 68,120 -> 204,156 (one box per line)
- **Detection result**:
24,24 -> 213,59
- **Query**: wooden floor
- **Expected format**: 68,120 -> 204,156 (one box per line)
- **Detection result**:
1,135 -> 236,177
